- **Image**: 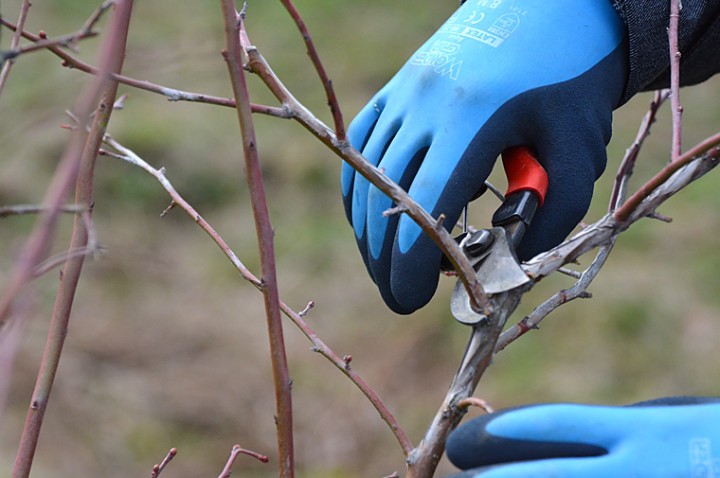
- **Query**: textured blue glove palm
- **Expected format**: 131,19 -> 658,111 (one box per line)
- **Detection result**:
342,0 -> 628,313
446,397 -> 720,477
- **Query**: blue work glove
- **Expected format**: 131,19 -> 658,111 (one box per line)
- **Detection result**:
446,397 -> 720,477
342,0 -> 628,313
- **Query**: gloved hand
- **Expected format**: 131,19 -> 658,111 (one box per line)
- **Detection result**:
342,0 -> 628,314
445,397 -> 720,477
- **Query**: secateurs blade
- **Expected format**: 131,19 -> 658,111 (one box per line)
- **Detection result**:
446,146 -> 548,325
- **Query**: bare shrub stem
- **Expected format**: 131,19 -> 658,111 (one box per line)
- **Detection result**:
219,3 -> 294,476
11,2 -> 134,478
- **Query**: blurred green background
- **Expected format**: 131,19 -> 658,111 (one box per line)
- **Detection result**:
1,1 -> 719,477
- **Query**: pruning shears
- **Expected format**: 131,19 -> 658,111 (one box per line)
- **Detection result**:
445,146 -> 549,325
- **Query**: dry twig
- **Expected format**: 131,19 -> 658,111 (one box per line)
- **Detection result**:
0,18 -> 288,117
150,448 -> 177,478
217,444 -> 269,478
101,130 -> 412,455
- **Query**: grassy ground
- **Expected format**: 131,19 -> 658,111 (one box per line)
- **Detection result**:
1,1 -> 720,477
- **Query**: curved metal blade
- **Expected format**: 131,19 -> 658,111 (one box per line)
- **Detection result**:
451,227 -> 529,325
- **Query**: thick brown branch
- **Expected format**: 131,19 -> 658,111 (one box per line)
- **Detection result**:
219,3 -> 294,477
11,2 -> 134,477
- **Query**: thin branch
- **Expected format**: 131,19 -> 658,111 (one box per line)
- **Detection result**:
0,0 -> 31,96
0,204 -> 85,217
2,26 -> 99,60
217,444 -> 269,478
0,0 -> 111,74
32,245 -> 102,278
609,90 -> 669,211
0,18 -> 289,118
496,243 -> 608,352
219,4 -> 294,477
614,132 -> 720,223
669,0 -> 683,161
278,0 -> 346,140
11,2 -> 134,477
150,448 -> 177,478
101,133 -> 412,455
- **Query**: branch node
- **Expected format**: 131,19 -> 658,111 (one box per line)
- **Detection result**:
457,397 -> 495,414
160,201 -> 176,217
383,205 -> 407,217
557,267 -> 582,279
298,300 -> 315,317
150,448 -> 177,478
647,211 -> 673,223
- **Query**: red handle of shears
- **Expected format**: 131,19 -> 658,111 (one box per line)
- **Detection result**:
501,146 -> 548,207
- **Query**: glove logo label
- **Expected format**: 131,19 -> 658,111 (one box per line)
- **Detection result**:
410,1 -> 525,81
689,438 -> 720,477
442,7 -> 520,49
410,41 -> 463,80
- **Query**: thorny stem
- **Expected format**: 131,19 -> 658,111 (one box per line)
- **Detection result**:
11,2 -> 134,478
220,3 -> 294,477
